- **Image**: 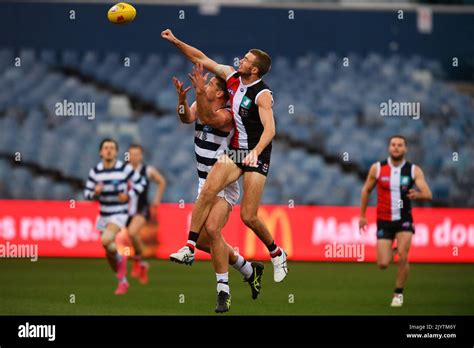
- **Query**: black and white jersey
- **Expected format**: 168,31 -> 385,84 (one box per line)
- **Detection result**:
226,71 -> 273,151
128,163 -> 150,216
84,160 -> 146,216
194,117 -> 234,182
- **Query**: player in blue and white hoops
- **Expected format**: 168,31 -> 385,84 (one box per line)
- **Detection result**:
84,138 -> 146,295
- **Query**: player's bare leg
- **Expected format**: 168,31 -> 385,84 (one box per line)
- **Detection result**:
376,239 -> 393,270
127,214 -> 149,284
202,196 -> 232,312
241,171 -> 288,282
391,231 -> 413,307
197,228 -> 264,301
102,223 -> 129,295
182,156 -> 242,254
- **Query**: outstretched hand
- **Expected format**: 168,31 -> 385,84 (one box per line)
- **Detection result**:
172,77 -> 191,101
188,63 -> 209,93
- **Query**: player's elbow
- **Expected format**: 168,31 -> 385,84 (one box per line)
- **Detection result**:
426,190 -> 433,201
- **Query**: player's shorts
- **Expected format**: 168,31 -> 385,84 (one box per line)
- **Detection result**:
126,204 -> 150,227
227,145 -> 271,177
96,214 -> 128,232
376,219 -> 415,240
197,178 -> 240,208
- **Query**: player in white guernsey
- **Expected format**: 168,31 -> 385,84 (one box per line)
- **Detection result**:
359,135 -> 432,307
84,138 -> 146,295
169,66 -> 264,313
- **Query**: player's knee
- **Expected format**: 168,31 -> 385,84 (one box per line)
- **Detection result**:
204,222 -> 221,242
398,253 -> 409,264
128,226 -> 138,238
101,230 -> 117,253
200,185 -> 219,203
241,210 -> 258,228
377,260 -> 389,270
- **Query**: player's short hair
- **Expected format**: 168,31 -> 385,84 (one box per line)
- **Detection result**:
388,135 -> 407,146
99,138 -> 118,151
249,48 -> 272,77
214,76 -> 229,101
129,144 -> 144,152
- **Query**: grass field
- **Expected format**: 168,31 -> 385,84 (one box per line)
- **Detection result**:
0,258 -> 473,315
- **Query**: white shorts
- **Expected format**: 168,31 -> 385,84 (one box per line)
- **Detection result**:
197,179 -> 240,208
96,214 -> 128,232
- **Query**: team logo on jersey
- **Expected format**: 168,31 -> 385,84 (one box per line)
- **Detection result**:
400,176 -> 410,186
240,96 -> 252,109
228,88 -> 234,96
381,176 -> 390,182
203,125 -> 213,132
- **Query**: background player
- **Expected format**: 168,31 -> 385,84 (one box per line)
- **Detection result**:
359,135 -> 432,307
84,138 -> 146,295
170,68 -> 264,313
126,144 -> 167,285
162,29 -> 288,283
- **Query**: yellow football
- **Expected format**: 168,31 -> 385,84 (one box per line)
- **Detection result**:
107,2 -> 136,24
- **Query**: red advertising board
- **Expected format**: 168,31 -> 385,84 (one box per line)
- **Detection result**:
0,200 -> 473,262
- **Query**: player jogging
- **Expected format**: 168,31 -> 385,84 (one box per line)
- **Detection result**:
162,29 -> 288,283
170,66 -> 264,313
84,138 -> 146,295
126,144 -> 167,285
359,135 -> 432,307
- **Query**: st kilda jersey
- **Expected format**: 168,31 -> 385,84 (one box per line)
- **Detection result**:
226,71 -> 273,151
376,158 -> 416,222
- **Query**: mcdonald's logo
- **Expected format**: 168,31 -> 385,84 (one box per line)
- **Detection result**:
244,207 -> 293,258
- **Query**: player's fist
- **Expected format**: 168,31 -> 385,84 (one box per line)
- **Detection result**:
94,183 -> 104,197
242,149 -> 259,167
117,192 -> 129,203
407,189 -> 419,200
359,216 -> 368,233
161,29 -> 177,43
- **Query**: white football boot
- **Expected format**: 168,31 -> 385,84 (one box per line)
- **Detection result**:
170,246 -> 195,266
391,293 -> 404,307
271,249 -> 288,282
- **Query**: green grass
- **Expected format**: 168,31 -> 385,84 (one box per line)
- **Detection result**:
0,258 -> 473,315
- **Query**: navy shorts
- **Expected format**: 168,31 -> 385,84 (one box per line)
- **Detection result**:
376,219 -> 415,240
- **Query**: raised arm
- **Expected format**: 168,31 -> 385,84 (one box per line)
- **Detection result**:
188,63 -> 233,130
173,77 -> 196,124
161,29 -> 234,80
407,165 -> 432,201
359,163 -> 378,232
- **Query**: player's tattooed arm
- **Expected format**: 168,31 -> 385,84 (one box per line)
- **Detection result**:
359,163 -> 378,232
161,29 -> 234,80
173,77 -> 196,123
408,166 -> 432,201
